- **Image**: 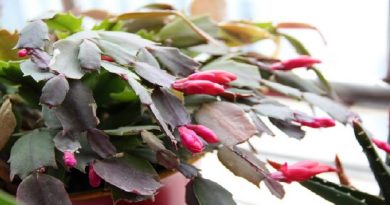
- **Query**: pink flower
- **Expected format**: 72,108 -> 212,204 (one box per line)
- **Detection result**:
371,138 -> 390,154
178,126 -> 204,153
182,70 -> 237,84
18,49 -> 28,58
185,124 -> 219,143
101,55 -> 114,62
297,117 -> 335,128
63,151 -> 77,168
88,165 -> 101,188
271,55 -> 321,71
172,80 -> 225,95
269,160 -> 337,183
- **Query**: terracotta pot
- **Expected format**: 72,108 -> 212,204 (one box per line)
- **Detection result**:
71,157 -> 202,205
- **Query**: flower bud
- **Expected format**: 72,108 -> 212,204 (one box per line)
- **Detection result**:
178,126 -> 204,153
63,151 -> 77,168
270,160 -> 337,183
185,124 -> 219,143
88,165 -> 101,188
297,117 -> 335,128
185,70 -> 237,84
18,49 -> 28,58
371,138 -> 390,154
172,80 -> 225,95
271,55 -> 321,71
101,55 -> 114,62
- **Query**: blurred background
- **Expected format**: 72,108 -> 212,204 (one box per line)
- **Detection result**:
2,0 -> 390,204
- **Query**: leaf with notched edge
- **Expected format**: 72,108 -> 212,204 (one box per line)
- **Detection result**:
147,46 -> 198,77
54,81 -> 98,132
50,39 -> 85,79
218,146 -> 267,186
133,61 -> 175,88
16,173 -> 71,205
98,31 -> 155,53
195,101 -> 257,148
9,129 -> 57,180
303,92 -> 356,124
0,99 -> 16,150
15,20 -> 49,49
40,75 -> 69,108
249,111 -> 274,136
148,104 -> 177,146
97,39 -> 135,65
269,118 -> 305,140
152,87 -> 191,128
136,48 -> 160,69
78,39 -> 101,71
20,60 -> 55,82
53,131 -> 81,153
42,105 -> 62,129
193,177 -> 236,205
87,128 -> 117,158
0,30 -> 20,61
93,155 -> 162,196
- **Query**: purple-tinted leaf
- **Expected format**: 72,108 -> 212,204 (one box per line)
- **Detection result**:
186,180 -> 200,205
50,39 -> 85,79
15,20 -> 49,49
98,39 -> 135,65
127,77 -> 153,105
195,101 -> 257,148
152,87 -> 191,128
249,111 -> 274,136
178,162 -> 200,179
54,80 -> 98,132
9,129 -> 56,180
78,39 -> 101,72
217,146 -> 266,186
16,173 -> 71,205
42,105 -> 62,129
133,61 -> 175,87
53,131 -> 81,153
141,130 -> 179,169
193,177 -> 236,205
75,135 -> 98,173
87,128 -> 117,158
264,177 -> 285,199
269,118 -> 305,140
29,49 -> 51,69
147,46 -> 198,77
98,31 -> 155,53
93,155 -> 162,195
303,92 -> 357,124
20,60 -> 55,82
40,75 -> 69,108
136,48 -> 160,69
148,104 -> 177,146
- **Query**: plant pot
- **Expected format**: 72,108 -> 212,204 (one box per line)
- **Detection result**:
71,156 -> 202,205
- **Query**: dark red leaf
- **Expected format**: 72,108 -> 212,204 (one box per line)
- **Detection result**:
40,75 -> 69,108
93,156 -> 162,195
16,173 -> 71,205
54,80 -> 98,132
87,128 -> 117,158
152,87 -> 191,128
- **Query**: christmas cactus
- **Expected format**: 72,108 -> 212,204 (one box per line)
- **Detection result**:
0,4 -> 388,205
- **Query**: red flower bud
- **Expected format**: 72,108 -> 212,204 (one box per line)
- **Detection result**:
101,55 -> 114,62
185,124 -> 219,143
371,138 -> 390,154
172,80 -> 225,95
297,117 -> 335,128
178,126 -> 204,153
270,160 -> 337,183
185,70 -> 237,84
18,49 -> 28,58
88,165 -> 101,188
271,55 -> 321,71
63,151 -> 77,168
